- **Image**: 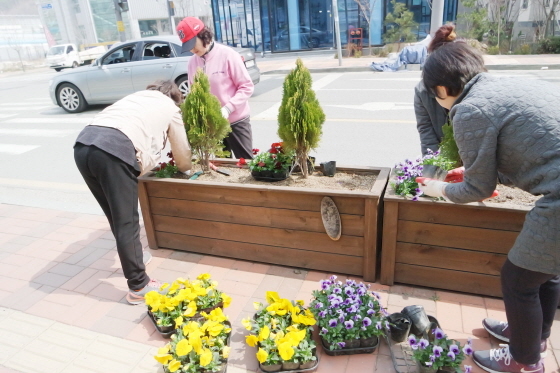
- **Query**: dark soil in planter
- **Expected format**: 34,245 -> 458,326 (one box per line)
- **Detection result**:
486,184 -> 540,206
169,164 -> 378,192
147,311 -> 176,338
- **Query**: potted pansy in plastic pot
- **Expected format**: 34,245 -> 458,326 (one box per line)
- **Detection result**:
408,326 -> 474,373
145,273 -> 232,337
154,307 -> 232,373
242,291 -> 318,372
310,275 -> 389,356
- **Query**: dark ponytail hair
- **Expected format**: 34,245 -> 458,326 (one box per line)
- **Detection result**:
428,23 -> 457,53
423,42 -> 486,98
197,27 -> 214,47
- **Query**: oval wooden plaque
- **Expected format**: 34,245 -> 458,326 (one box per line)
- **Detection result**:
321,196 -> 342,241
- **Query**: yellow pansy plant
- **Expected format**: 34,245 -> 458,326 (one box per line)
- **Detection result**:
167,359 -> 181,372
244,291 -> 317,367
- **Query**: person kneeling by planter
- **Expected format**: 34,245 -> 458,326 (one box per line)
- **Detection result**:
417,28 -> 560,373
74,80 -> 192,305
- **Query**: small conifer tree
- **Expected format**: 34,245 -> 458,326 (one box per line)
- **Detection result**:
277,58 -> 325,178
181,68 -> 231,172
384,0 -> 418,51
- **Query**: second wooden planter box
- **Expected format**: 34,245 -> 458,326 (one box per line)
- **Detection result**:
139,161 -> 390,282
380,189 -> 530,297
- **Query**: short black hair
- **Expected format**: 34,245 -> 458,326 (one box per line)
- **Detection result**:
422,42 -> 487,98
197,27 -> 214,47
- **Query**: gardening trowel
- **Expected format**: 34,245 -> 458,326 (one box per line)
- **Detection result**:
209,162 -> 230,176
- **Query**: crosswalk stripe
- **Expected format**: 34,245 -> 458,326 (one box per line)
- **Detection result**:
0,114 -> 16,120
0,103 -> 50,106
4,117 -> 93,124
0,144 -> 40,155
0,129 -> 79,137
0,106 -> 51,111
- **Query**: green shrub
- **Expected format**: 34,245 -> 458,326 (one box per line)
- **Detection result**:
181,68 -> 231,172
487,45 -> 500,55
277,59 -> 325,178
538,37 -> 560,54
514,43 -> 531,55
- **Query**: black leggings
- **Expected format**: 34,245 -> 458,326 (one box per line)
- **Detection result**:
501,258 -> 560,364
74,144 -> 149,290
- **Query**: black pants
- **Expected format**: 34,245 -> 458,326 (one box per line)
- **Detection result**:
501,258 -> 560,364
74,144 -> 149,290
223,116 -> 253,159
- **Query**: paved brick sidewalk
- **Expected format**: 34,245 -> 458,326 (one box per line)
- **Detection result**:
0,202 -> 559,373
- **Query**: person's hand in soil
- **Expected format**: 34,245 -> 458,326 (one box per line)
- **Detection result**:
444,167 -> 465,183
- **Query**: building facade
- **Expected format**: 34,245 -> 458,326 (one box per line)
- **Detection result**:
210,0 -> 458,52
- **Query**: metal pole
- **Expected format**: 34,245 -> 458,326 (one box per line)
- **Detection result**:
168,0 -> 177,35
112,0 -> 127,42
332,0 -> 342,66
430,0 -> 445,35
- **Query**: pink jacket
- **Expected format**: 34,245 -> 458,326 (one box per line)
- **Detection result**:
188,43 -> 254,123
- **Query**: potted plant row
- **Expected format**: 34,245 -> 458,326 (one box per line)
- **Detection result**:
145,273 -> 232,337
242,291 -> 318,372
154,307 -> 232,373
309,275 -> 388,355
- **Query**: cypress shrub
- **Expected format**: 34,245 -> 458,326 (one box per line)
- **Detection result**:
181,68 -> 231,172
277,59 -> 325,178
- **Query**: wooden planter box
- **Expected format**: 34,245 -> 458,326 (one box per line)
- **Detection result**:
380,189 -> 530,297
139,160 -> 390,282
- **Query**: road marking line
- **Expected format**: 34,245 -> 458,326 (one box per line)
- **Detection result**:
0,114 -> 17,120
327,102 -> 414,111
0,177 -> 89,191
253,102 -> 281,120
0,144 -> 40,155
0,129 -> 80,137
252,117 -> 415,124
312,73 -> 343,91
320,88 -> 412,91
4,117 -> 93,124
0,106 -> 51,111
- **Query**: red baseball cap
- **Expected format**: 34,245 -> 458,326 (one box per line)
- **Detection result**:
176,17 -> 205,53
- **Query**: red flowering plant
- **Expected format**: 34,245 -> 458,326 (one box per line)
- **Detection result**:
248,142 -> 294,174
155,151 -> 179,178
236,148 -> 259,168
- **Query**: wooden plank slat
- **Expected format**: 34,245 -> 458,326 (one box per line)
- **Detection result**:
362,198 -> 379,282
150,197 -> 365,236
138,182 -> 158,249
380,201 -> 399,285
394,263 -> 502,298
158,232 -> 363,276
397,221 -> 518,254
153,215 -> 364,257
395,242 -> 506,276
144,181 -> 366,215
398,202 -> 526,232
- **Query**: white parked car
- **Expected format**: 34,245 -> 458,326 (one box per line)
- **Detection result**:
46,44 -> 106,72
48,36 -> 260,113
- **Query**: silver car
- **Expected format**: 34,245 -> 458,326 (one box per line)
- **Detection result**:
49,35 -> 260,113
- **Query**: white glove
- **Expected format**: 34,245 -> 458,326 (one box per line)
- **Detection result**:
220,107 -> 230,119
183,170 -> 192,176
415,177 -> 448,198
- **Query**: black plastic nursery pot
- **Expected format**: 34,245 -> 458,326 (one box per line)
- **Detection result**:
320,335 -> 379,356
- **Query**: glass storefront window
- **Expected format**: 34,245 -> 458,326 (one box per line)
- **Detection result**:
139,20 -> 158,37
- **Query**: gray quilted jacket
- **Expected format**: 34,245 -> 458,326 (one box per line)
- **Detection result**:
414,81 -> 449,155
445,73 -> 560,275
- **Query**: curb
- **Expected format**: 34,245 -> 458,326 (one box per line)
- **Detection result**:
262,64 -> 560,75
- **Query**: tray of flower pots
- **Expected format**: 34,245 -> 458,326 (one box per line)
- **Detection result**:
309,275 -> 388,356
385,305 -> 474,373
145,273 -> 232,338
244,291 -> 319,373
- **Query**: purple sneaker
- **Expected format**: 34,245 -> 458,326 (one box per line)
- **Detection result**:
473,345 -> 543,373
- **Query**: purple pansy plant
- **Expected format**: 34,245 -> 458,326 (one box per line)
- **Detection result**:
391,149 -> 454,200
309,275 -> 387,351
408,328 -> 473,372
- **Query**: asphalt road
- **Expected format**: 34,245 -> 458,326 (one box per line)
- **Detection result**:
1,68 -> 560,214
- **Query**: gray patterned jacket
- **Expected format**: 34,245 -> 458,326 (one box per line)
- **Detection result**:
444,73 -> 560,275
